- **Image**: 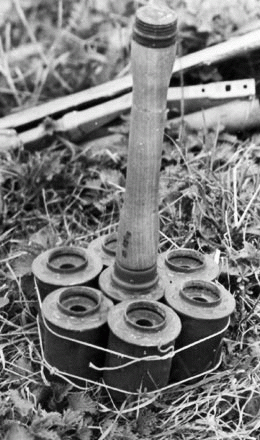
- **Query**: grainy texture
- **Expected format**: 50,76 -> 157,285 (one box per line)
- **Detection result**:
116,40 -> 176,270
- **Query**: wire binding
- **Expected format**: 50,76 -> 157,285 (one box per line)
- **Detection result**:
36,278 -> 230,402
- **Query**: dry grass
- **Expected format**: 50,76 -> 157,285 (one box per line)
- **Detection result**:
1,118 -> 260,439
1,0 -> 260,439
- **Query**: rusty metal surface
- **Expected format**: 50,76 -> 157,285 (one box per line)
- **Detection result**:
32,246 -> 103,300
88,232 -> 117,267
103,299 -> 181,401
165,280 -> 235,382
158,249 -> 219,286
99,264 -> 165,303
41,286 -> 113,383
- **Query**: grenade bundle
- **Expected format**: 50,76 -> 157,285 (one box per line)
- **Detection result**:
32,3 -> 235,403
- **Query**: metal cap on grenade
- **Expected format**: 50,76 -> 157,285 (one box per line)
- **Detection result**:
133,4 -> 177,48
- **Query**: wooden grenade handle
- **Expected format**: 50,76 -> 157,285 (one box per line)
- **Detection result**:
114,5 -> 177,285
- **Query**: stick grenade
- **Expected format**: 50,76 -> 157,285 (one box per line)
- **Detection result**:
99,4 -> 177,302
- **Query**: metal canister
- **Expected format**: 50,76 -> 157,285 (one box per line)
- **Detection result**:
88,232 -> 117,267
41,286 -> 113,384
165,279 -> 235,382
158,249 -> 219,288
103,299 -> 181,401
32,246 -> 103,300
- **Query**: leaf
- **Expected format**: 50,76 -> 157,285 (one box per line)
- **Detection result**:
29,225 -> 60,250
78,427 -> 93,440
4,423 -> 34,440
9,390 -> 35,418
31,428 -> 61,440
8,356 -> 33,382
11,249 -> 40,277
10,226 -> 60,278
181,0 -> 260,36
241,241 -> 260,259
31,411 -> 63,431
31,409 -> 81,440
230,241 -> 260,265
244,393 -> 260,419
52,382 -> 73,404
62,408 -> 84,427
11,232 -> 52,277
100,169 -> 122,187
136,408 -> 158,437
68,392 -> 98,415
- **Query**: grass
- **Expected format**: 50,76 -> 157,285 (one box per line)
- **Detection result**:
1,0 -> 260,439
1,114 -> 260,439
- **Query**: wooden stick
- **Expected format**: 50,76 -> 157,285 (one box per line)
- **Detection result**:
1,28 -> 260,131
114,5 -> 177,274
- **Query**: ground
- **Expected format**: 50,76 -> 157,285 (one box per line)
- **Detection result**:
1,0 -> 260,439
